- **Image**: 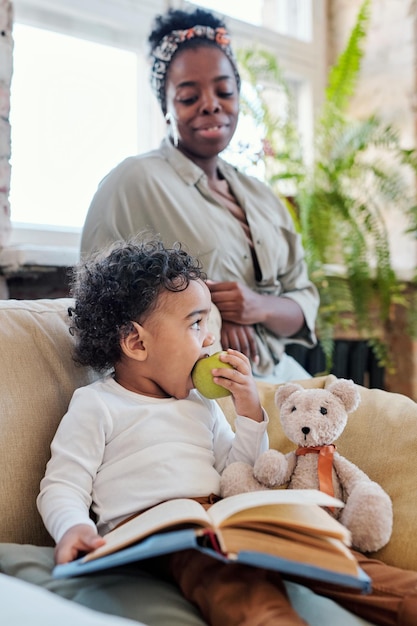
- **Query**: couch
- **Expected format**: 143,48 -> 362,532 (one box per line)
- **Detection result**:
1,298 -> 416,625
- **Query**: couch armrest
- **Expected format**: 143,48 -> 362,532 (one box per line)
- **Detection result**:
0,298 -> 98,546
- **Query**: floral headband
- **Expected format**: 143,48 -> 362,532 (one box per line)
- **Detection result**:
150,25 -> 241,113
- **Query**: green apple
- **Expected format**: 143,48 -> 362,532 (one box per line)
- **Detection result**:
192,351 -> 233,399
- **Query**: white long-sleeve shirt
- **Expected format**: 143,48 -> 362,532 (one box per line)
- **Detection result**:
37,375 -> 269,542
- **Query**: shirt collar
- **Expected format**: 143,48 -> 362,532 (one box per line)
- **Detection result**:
159,135 -> 234,187
160,136 -> 206,186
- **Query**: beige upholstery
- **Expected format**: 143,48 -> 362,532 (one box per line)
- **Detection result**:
1,298 -> 416,574
0,299 -> 99,546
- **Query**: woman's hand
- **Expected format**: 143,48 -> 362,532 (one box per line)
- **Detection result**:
207,279 -> 305,338
220,320 -> 259,364
207,280 -> 260,325
54,523 -> 106,564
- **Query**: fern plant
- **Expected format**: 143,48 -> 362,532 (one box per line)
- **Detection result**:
236,0 -> 417,371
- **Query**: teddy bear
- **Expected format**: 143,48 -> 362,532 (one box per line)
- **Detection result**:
220,378 -> 393,553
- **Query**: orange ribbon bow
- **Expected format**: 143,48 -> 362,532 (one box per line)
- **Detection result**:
295,444 -> 336,500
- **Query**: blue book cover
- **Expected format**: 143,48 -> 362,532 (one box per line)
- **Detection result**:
236,550 -> 371,593
53,527 -> 371,593
53,529 -> 199,579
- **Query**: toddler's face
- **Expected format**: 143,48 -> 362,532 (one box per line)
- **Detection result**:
139,279 -> 215,399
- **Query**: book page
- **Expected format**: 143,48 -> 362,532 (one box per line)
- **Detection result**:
82,490 -> 345,563
83,498 -> 211,562
221,503 -> 351,544
240,522 -> 349,554
218,527 -> 358,577
207,489 -> 344,528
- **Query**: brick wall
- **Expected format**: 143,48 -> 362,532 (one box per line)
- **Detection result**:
0,0 -> 12,298
0,0 -> 11,247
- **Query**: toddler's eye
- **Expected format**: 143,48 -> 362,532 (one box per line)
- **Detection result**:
320,406 -> 328,415
191,320 -> 201,330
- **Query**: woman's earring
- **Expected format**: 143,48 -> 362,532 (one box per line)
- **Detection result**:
165,112 -> 179,148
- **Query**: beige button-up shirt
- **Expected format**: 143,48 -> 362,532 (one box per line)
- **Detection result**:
81,138 -> 319,376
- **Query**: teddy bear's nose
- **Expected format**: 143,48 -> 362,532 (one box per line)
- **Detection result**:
301,427 -> 310,435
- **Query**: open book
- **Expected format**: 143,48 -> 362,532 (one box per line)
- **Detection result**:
52,489 -> 371,592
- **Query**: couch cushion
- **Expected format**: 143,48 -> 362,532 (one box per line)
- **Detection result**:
218,375 -> 417,571
0,299 -> 98,546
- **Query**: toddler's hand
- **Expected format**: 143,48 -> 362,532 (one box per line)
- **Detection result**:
212,349 -> 263,422
54,523 -> 106,564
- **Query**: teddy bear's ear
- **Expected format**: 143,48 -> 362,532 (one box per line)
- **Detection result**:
275,382 -> 303,408
327,378 -> 360,413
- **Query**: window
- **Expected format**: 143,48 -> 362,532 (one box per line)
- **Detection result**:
9,0 -> 325,251
10,23 -> 138,228
190,0 -> 312,40
190,0 -> 264,27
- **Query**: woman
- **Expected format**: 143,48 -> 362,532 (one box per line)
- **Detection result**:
80,7 -> 319,384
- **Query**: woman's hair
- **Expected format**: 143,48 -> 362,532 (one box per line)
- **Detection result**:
69,236 -> 205,372
148,7 -> 241,114
148,8 -> 225,50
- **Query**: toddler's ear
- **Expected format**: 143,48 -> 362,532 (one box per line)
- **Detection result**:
120,321 -> 148,361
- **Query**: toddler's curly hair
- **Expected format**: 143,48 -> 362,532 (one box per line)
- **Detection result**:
69,237 -> 205,371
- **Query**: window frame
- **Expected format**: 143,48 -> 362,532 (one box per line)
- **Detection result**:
9,0 -> 327,253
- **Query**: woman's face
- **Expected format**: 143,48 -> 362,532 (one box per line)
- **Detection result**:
165,45 -> 240,162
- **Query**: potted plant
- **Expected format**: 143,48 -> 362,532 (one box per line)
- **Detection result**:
234,0 -> 417,372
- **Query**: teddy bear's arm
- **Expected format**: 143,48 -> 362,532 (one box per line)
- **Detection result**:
332,452 -> 393,553
332,452 -> 374,496
254,450 -> 297,488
